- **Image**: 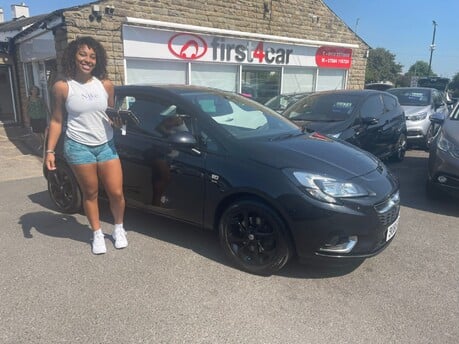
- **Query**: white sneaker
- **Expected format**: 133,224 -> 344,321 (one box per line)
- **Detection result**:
92,231 -> 107,255
112,227 -> 128,249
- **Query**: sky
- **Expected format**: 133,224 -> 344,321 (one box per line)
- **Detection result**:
1,0 -> 458,79
323,0 -> 459,79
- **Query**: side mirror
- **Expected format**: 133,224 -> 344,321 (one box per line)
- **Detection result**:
429,112 -> 446,125
168,131 -> 197,146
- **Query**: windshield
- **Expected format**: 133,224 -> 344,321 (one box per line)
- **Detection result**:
178,90 -> 300,139
388,88 -> 431,106
283,93 -> 360,121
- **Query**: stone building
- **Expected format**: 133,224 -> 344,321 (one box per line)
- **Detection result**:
0,0 -> 370,125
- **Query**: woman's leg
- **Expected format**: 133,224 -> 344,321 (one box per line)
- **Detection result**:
70,163 -> 100,230
97,158 -> 125,224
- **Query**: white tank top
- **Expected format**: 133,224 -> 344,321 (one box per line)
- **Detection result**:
65,77 -> 113,146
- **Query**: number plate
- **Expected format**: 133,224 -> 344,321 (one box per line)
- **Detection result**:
386,215 -> 400,241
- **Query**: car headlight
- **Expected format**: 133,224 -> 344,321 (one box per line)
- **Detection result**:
437,132 -> 459,158
286,170 -> 370,203
406,111 -> 427,121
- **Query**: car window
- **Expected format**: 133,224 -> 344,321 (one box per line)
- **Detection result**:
388,89 -> 431,106
360,95 -> 384,118
115,95 -> 191,138
179,91 -> 298,140
284,93 -> 359,121
382,94 -> 397,111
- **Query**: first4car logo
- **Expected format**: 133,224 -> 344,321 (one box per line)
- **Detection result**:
168,33 -> 293,64
168,33 -> 208,60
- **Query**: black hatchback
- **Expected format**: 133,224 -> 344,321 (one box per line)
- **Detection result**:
44,85 -> 400,275
281,90 -> 407,161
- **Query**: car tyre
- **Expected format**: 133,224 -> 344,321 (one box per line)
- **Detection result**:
390,133 -> 407,162
219,199 -> 293,275
47,163 -> 82,213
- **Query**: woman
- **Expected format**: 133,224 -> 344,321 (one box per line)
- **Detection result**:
26,85 -> 48,150
45,36 -> 127,255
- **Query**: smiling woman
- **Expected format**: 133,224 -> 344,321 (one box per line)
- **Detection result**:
44,36 -> 128,255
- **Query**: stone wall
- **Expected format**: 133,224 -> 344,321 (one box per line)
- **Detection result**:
57,0 -> 369,89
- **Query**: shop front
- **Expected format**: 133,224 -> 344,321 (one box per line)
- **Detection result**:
16,30 -> 57,110
122,19 -> 356,104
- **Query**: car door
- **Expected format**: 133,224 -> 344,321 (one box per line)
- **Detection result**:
113,91 -> 205,225
381,93 -> 405,154
357,94 -> 387,157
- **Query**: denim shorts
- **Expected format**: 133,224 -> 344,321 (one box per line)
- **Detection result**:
64,137 -> 119,165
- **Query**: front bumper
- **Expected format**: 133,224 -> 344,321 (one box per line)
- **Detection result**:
428,147 -> 459,197
280,189 -> 400,262
406,118 -> 430,143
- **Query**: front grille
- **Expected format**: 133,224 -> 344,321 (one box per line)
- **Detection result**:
377,206 -> 399,227
375,191 -> 400,227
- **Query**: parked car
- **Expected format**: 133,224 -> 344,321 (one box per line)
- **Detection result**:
417,77 -> 456,112
387,87 -> 449,148
364,82 -> 394,91
264,92 -> 311,113
426,102 -> 459,198
44,85 -> 400,275
280,89 -> 407,161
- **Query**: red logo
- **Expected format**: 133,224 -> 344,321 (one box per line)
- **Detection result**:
315,46 -> 352,69
168,33 -> 207,60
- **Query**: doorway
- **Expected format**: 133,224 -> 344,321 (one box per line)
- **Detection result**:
0,65 -> 16,123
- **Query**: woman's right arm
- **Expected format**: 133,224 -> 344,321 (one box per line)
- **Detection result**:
45,81 -> 68,171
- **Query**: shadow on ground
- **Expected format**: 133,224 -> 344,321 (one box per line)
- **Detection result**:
27,190 -> 360,279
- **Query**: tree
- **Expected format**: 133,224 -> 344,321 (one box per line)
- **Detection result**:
407,61 -> 437,77
365,48 -> 402,84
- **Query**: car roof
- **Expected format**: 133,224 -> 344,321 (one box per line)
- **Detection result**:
115,84 -> 225,92
311,89 -> 388,97
387,87 -> 436,92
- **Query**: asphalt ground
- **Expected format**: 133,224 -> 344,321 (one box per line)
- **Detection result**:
0,124 -> 458,344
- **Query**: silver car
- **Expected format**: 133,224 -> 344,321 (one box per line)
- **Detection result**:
388,87 -> 449,148
426,102 -> 459,198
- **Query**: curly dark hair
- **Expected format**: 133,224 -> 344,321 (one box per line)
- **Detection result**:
61,36 -> 108,80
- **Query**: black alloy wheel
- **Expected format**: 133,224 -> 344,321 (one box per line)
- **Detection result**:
391,133 -> 407,162
47,163 -> 82,214
219,199 -> 293,275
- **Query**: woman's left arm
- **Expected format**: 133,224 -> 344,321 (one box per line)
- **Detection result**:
102,79 -> 115,108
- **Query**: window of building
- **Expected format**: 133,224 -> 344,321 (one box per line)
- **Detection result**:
126,59 -> 187,84
241,67 -> 281,104
282,67 -> 315,93
316,69 -> 346,91
190,63 -> 238,92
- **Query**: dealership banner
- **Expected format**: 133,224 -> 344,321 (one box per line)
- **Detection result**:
123,25 -> 352,69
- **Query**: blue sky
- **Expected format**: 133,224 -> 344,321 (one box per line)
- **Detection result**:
323,0 -> 459,79
1,0 -> 457,79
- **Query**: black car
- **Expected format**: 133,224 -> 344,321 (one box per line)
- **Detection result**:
281,90 -> 407,161
44,85 -> 400,275
426,104 -> 459,198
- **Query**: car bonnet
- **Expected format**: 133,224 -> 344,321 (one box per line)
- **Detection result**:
246,132 -> 381,179
402,105 -> 431,116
